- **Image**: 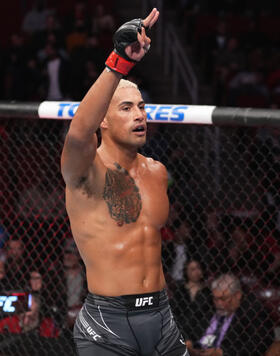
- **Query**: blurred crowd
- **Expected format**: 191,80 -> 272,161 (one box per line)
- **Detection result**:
0,0 -> 116,102
167,0 -> 280,107
0,233 -> 86,325
1,0 -> 279,108
0,0 -> 152,105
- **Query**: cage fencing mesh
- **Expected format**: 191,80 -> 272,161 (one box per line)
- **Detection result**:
0,117 -> 280,355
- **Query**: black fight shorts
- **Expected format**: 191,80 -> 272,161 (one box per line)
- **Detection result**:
73,289 -> 189,356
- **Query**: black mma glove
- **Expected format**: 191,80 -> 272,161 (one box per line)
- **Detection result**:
105,18 -> 145,76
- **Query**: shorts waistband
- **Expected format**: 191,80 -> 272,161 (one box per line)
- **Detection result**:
85,289 -> 169,310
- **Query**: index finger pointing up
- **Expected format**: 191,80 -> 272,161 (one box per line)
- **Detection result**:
142,8 -> 160,29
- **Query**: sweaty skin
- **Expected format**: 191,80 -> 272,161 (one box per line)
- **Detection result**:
65,150 -> 169,296
61,8 -> 164,297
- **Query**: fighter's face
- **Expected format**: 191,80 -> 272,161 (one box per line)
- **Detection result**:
102,87 -> 147,148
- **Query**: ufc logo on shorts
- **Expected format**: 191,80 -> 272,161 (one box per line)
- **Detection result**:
86,326 -> 101,341
135,296 -> 154,307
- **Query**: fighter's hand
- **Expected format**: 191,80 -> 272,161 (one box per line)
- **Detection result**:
105,9 -> 159,75
125,8 -> 160,62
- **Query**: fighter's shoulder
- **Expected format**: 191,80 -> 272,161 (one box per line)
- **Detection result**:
140,154 -> 168,179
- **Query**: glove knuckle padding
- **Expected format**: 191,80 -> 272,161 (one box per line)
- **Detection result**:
113,19 -> 143,60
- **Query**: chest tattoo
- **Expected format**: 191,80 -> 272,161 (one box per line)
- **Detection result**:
103,163 -> 142,226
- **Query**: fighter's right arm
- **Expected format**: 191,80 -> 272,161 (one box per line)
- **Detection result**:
61,69 -> 122,188
61,8 -> 159,188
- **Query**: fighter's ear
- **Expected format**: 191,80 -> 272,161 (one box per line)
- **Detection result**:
100,117 -> 108,129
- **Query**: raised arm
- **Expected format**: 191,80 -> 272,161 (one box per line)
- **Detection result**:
61,8 -> 159,188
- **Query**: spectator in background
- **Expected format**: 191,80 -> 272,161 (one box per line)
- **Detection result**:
176,217 -> 207,263
174,0 -> 200,44
227,48 -> 269,107
81,60 -> 99,97
69,34 -> 106,100
240,18 -> 267,52
186,273 -> 274,356
0,261 -> 8,321
41,42 -> 70,100
4,33 -> 28,100
249,127 -> 280,241
62,239 -> 86,328
159,208 -> 183,296
200,19 -> 230,82
169,219 -> 190,282
0,293 -> 59,337
37,32 -> 68,63
213,36 -> 245,105
160,221 -> 176,275
4,238 -> 30,290
33,13 -> 64,53
91,3 -> 115,35
15,173 -> 65,225
28,270 -> 43,294
171,259 -> 213,342
66,19 -> 88,54
43,265 -> 67,330
0,224 -> 9,262
0,261 -> 8,292
249,224 -> 280,285
226,225 -> 252,276
83,33 -> 107,71
42,237 -> 86,331
254,127 -> 280,208
205,210 -> 228,276
90,3 -> 115,50
26,268 -> 66,332
21,0 -> 52,35
64,1 -> 89,36
24,57 -> 43,101
225,223 -> 280,285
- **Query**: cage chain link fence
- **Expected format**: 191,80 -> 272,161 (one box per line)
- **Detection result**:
0,118 -> 279,355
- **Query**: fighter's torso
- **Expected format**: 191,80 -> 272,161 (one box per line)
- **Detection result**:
65,153 -> 169,296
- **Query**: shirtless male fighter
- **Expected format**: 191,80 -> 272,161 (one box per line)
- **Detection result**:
61,8 -> 189,356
